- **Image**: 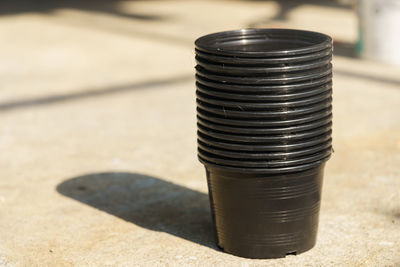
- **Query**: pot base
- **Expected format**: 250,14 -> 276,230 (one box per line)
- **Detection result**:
205,164 -> 325,259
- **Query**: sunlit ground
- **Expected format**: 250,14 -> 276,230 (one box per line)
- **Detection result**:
0,1 -> 399,266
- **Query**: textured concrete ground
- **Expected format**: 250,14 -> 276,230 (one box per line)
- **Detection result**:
0,1 -> 399,266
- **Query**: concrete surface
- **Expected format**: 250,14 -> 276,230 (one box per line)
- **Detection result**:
0,1 -> 399,266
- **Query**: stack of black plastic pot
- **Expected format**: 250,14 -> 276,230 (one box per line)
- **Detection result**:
194,29 -> 333,259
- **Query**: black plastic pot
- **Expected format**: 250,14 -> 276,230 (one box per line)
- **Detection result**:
205,164 -> 325,258
195,28 -> 333,259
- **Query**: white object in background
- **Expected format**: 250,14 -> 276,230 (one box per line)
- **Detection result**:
358,0 -> 400,65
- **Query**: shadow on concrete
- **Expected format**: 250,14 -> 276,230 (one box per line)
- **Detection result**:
272,0 -> 353,21
0,74 -> 193,112
334,70 -> 400,87
0,0 -> 193,46
333,40 -> 358,58
57,172 -> 217,249
248,0 -> 353,26
0,0 -> 169,21
246,0 -> 358,58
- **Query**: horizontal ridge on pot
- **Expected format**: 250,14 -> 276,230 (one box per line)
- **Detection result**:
197,131 -> 332,152
197,106 -> 332,127
196,64 -> 332,85
196,73 -> 332,93
199,155 -> 329,173
197,114 -> 332,134
195,28 -> 332,57
197,123 -> 332,143
198,147 -> 331,168
196,87 -> 332,107
195,55 -> 332,75
195,82 -> 332,101
198,139 -> 332,160
195,47 -> 332,65
197,99 -> 332,119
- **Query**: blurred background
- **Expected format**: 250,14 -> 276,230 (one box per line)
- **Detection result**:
0,0 -> 399,266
